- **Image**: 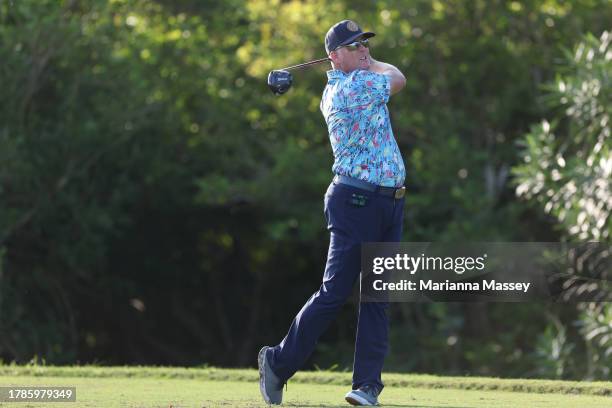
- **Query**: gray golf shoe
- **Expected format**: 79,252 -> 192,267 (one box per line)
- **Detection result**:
345,385 -> 379,406
258,346 -> 284,405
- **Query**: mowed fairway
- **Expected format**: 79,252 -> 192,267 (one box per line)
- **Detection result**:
0,367 -> 610,408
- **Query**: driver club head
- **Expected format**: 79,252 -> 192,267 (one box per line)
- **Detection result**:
267,70 -> 293,95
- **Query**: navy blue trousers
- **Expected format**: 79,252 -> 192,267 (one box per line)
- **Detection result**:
269,180 -> 404,394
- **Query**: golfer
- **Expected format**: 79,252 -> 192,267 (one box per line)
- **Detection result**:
259,19 -> 406,406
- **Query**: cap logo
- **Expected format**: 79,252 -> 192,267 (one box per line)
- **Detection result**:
346,21 -> 359,32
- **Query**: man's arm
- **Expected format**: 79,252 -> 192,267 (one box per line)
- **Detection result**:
368,57 -> 406,95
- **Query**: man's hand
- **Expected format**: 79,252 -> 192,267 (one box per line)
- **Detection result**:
368,57 -> 406,95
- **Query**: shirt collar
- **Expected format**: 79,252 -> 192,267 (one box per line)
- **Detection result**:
326,69 -> 348,80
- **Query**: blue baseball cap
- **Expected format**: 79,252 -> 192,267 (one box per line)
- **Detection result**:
325,20 -> 375,54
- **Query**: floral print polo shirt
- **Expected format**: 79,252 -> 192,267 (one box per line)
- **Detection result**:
320,69 -> 405,188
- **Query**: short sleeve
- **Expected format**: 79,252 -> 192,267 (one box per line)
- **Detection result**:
346,70 -> 390,106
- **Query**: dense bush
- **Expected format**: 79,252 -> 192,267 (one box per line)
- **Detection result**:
0,0 -> 610,379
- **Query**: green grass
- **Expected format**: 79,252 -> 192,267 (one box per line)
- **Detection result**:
0,366 -> 610,407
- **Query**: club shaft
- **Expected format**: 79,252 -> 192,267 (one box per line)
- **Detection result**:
281,57 -> 330,71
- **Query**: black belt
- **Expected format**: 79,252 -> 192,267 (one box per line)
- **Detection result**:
333,175 -> 406,199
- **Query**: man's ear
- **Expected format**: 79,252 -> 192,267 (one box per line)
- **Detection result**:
329,50 -> 342,70
329,50 -> 339,64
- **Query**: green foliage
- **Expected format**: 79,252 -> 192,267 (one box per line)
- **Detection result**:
0,0 -> 611,380
514,31 -> 611,241
532,315 -> 575,378
578,303 -> 612,379
513,31 -> 611,380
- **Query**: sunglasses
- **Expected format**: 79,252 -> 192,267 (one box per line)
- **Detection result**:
337,39 -> 370,51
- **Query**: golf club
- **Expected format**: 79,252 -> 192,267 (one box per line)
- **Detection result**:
267,57 -> 330,95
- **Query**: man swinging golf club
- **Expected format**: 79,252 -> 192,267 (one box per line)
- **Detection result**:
259,19 -> 406,406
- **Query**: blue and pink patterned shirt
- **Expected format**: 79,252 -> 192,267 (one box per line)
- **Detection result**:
320,69 -> 405,188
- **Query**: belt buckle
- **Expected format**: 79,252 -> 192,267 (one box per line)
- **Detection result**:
394,187 -> 406,199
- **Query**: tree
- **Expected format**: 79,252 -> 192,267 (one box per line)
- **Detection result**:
513,31 -> 611,379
